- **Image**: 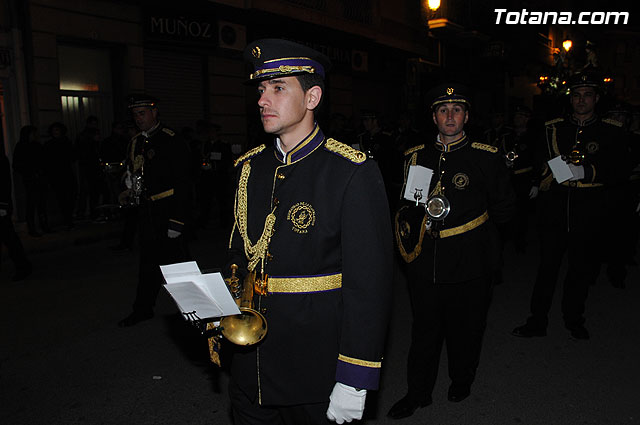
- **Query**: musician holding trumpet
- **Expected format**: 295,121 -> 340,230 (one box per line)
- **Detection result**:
390,83 -> 515,419
512,72 -> 631,340
222,39 -> 393,425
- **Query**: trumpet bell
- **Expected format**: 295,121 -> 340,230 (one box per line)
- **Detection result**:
220,308 -> 268,346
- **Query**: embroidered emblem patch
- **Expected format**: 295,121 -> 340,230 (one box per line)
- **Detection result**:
452,173 -> 469,190
586,141 -> 599,154
133,155 -> 144,172
447,87 -> 454,95
287,202 -> 316,234
252,46 -> 261,58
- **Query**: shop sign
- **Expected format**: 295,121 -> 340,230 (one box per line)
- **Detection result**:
147,15 -> 214,43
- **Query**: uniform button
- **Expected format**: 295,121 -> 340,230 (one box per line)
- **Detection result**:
261,308 -> 268,314
277,173 -> 285,180
441,157 -> 446,161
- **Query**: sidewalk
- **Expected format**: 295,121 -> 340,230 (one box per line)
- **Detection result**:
10,218 -> 122,257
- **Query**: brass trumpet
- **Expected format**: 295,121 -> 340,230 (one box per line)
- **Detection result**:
219,265 -> 268,346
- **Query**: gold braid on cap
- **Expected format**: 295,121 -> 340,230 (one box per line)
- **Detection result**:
235,161 -> 276,274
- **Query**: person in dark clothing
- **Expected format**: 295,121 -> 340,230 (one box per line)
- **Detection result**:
117,95 -> 191,327
194,122 -> 233,231
43,122 -> 76,230
1,151 -> 32,281
389,83 -> 515,420
74,116 -> 102,219
512,72 -> 631,340
225,39 -> 393,425
12,125 -> 49,236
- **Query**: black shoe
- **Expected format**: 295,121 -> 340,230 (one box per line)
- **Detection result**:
448,386 -> 471,402
568,325 -> 590,340
387,395 -> 431,419
118,311 -> 154,327
512,324 -> 546,337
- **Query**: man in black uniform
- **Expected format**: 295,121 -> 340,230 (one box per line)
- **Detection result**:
225,39 -> 393,425
503,105 -> 536,252
388,83 -> 515,420
118,95 -> 191,327
512,72 -> 631,340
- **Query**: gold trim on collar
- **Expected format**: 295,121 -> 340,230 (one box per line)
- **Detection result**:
338,354 -> 381,369
268,273 -> 342,293
287,126 -> 320,164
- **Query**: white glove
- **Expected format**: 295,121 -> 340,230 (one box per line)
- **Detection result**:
568,164 -> 585,181
528,186 -> 539,199
167,229 -> 181,239
124,171 -> 133,189
326,382 -> 367,424
0,209 -> 7,217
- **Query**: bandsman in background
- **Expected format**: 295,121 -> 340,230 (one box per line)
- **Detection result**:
118,95 -> 191,327
388,83 -> 515,420
512,72 -> 631,340
600,101 -> 640,288
224,39 -> 393,425
504,105 -> 536,253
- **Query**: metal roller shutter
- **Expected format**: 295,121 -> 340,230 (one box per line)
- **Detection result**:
143,49 -> 205,131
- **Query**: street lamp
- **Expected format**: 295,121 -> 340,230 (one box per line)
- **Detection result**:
563,39 -> 573,52
427,0 -> 441,11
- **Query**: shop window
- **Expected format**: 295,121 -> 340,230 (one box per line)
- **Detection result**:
58,45 -> 113,141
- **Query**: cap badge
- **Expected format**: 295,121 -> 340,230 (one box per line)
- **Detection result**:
581,75 -> 587,82
252,46 -> 261,58
447,87 -> 454,95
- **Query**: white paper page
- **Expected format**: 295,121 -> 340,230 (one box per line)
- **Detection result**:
403,165 -> 434,204
163,281 -> 224,319
192,273 -> 241,316
160,261 -> 201,284
548,156 -> 573,183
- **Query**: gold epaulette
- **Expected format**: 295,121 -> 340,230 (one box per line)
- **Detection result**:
404,144 -> 425,156
324,138 -> 366,164
545,117 -> 564,126
234,144 -> 266,167
602,118 -> 624,127
471,142 -> 498,153
162,128 -> 175,136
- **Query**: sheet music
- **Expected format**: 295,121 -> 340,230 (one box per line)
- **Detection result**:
548,156 -> 573,183
160,261 -> 240,320
403,165 -> 434,204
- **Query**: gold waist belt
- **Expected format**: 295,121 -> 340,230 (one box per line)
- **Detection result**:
439,211 -> 489,238
513,166 -> 533,175
560,181 -> 603,188
268,273 -> 342,293
149,188 -> 174,201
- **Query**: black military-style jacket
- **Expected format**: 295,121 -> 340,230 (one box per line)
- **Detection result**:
533,115 -> 630,232
395,134 -> 515,283
1,152 -> 13,214
227,124 -> 393,406
128,122 -> 190,232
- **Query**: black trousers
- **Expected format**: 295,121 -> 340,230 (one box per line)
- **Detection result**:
0,216 -> 30,270
132,206 -> 187,314
229,378 -> 331,425
404,274 -> 493,402
527,228 -> 599,329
